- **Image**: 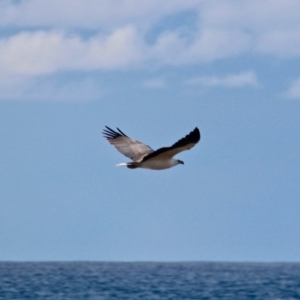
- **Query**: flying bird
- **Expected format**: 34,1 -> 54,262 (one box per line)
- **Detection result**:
103,126 -> 201,170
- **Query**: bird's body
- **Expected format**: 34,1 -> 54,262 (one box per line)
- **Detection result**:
121,158 -> 181,170
103,126 -> 200,170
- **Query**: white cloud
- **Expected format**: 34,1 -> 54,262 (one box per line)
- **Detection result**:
182,29 -> 252,63
2,0 -> 299,36
256,29 -> 300,57
202,0 -> 300,57
186,71 -> 260,88
0,27 -> 144,76
284,78 -> 300,99
0,0 -> 201,29
0,27 -> 253,79
0,0 -> 300,77
0,0 -> 300,101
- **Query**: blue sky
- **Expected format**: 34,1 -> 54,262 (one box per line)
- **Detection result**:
0,0 -> 300,262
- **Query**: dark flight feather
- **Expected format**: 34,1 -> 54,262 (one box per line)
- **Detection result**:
141,127 -> 200,162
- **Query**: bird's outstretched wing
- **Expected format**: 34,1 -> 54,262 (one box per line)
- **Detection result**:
141,127 -> 200,162
103,126 -> 154,161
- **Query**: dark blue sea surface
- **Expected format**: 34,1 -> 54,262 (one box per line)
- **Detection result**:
0,262 -> 300,299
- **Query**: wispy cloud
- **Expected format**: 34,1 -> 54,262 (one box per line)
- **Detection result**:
142,77 -> 166,89
284,77 -> 300,99
0,76 -> 103,101
186,71 -> 260,88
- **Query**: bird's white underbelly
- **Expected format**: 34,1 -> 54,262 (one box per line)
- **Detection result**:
139,159 -> 176,170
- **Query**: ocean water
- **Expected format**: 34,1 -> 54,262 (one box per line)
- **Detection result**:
0,262 -> 300,299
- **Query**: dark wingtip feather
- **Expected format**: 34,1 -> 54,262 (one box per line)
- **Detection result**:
191,127 -> 201,143
102,126 -> 127,139
170,127 -> 200,148
117,127 -> 128,137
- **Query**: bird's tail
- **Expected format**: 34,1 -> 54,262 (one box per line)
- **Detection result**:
116,162 -> 138,169
116,163 -> 127,167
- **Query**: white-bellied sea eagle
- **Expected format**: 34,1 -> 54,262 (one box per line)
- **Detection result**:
103,126 -> 201,170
